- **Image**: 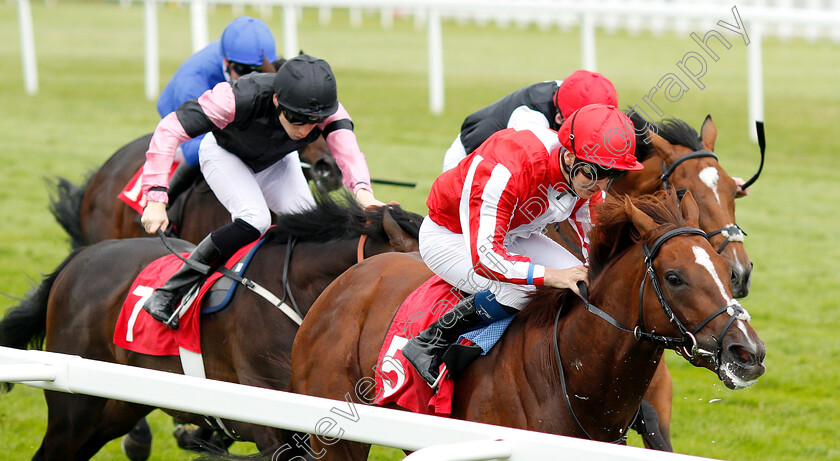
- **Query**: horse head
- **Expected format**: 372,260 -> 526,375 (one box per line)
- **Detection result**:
640,115 -> 753,298
621,190 -> 765,389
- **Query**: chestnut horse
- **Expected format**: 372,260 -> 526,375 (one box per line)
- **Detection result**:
290,191 -> 766,460
49,133 -> 341,248
547,115 -> 758,449
551,114 -> 753,299
0,195 -> 421,460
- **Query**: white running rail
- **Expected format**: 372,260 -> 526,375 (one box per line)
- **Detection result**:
0,346 -> 722,461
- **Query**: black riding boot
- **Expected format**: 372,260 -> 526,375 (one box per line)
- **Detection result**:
167,163 -> 200,203
402,294 -> 484,386
142,235 -> 221,330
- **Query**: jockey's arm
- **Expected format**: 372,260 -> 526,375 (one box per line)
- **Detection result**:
321,104 -> 386,208
141,82 -> 236,233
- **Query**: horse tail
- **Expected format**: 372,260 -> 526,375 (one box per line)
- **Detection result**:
48,175 -> 88,249
1,247 -> 83,351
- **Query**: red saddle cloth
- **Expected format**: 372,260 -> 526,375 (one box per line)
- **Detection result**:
117,163 -> 179,214
113,240 -> 258,356
373,275 -> 473,417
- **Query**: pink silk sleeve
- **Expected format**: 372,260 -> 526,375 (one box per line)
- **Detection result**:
142,113 -> 191,203
321,103 -> 373,194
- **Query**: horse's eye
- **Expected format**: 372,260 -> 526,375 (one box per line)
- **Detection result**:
665,272 -> 683,286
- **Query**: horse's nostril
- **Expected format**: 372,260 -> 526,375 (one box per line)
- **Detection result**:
729,345 -> 754,365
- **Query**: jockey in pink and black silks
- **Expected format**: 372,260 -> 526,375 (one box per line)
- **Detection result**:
139,53 -> 384,330
403,104 -> 644,386
441,70 -> 618,171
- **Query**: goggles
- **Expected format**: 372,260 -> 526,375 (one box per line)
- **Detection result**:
573,158 -> 627,181
228,61 -> 262,77
280,106 -> 324,126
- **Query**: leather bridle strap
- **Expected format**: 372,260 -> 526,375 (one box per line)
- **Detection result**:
357,234 -> 368,263
660,150 -> 717,190
705,224 -> 747,254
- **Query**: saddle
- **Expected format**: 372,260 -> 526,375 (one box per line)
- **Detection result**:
113,237 -> 267,356
372,276 -> 513,416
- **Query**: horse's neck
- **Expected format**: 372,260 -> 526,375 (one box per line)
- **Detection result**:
481,262 -> 664,440
252,236 -> 365,316
611,157 -> 663,197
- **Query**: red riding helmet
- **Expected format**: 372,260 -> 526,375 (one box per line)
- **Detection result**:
558,104 -> 644,171
553,70 -> 618,120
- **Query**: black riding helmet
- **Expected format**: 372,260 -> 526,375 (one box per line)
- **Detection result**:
274,54 -> 339,121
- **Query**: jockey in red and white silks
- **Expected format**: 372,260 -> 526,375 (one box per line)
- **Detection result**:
404,104 -> 644,386
423,127 -> 602,309
423,104 -> 645,310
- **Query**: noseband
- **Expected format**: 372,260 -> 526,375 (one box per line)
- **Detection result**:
636,227 -> 748,366
661,151 -> 747,254
553,226 -> 749,442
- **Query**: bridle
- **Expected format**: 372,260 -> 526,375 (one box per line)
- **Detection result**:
552,226 -> 750,443
658,120 -> 766,255
659,150 -> 748,255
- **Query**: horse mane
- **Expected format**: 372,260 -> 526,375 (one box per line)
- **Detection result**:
518,190 -> 685,328
657,118 -> 704,151
625,111 -> 706,163
626,109 -> 655,163
264,190 -> 422,244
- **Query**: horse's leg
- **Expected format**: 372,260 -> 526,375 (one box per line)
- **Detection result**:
640,360 -> 674,451
37,389 -> 153,461
37,391 -> 107,460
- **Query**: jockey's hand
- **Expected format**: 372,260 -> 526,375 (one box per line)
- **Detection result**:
141,200 -> 169,234
355,188 -> 386,208
543,265 -> 589,296
733,177 -> 749,198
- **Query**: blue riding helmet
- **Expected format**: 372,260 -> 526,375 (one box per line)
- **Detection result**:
220,16 -> 278,66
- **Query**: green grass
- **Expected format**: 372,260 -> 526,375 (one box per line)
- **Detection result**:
1,2 -> 839,460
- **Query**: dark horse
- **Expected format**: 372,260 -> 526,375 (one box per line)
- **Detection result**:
0,193 -> 422,460
290,191 -> 766,460
49,133 -> 342,249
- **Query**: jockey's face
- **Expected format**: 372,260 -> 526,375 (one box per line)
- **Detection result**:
562,149 -> 611,200
273,94 -> 320,140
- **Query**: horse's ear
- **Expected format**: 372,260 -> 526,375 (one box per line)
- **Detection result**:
650,132 -> 677,165
383,207 -> 419,253
625,196 -> 657,235
679,190 -> 701,228
700,114 -> 717,152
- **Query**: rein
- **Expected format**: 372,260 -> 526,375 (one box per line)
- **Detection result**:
552,226 -> 747,442
156,230 -> 303,325
660,150 -> 748,254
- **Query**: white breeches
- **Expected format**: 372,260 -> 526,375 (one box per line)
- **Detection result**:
441,134 -> 467,172
418,217 -> 584,310
198,132 -> 316,234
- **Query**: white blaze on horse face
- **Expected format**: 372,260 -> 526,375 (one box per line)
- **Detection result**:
698,167 -> 721,204
692,246 -> 751,322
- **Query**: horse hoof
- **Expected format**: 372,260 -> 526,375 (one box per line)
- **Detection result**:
121,433 -> 152,461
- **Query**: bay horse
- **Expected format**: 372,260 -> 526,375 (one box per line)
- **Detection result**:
290,190 -> 766,460
49,133 -> 342,248
0,193 -> 422,460
550,114 -> 753,299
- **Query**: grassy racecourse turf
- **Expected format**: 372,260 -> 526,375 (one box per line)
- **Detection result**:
1,2 -> 839,460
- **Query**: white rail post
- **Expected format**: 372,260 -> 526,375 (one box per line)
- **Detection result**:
17,0 -> 38,95
144,0 -> 159,101
581,11 -> 597,72
190,0 -> 209,53
747,21 -> 763,142
283,3 -> 299,60
427,7 -> 444,115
